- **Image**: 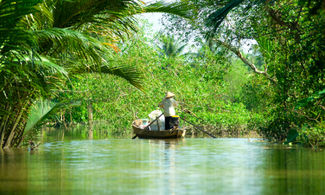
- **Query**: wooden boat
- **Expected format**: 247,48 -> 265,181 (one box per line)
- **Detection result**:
132,119 -> 186,139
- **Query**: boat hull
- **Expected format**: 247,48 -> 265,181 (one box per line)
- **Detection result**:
132,120 -> 185,139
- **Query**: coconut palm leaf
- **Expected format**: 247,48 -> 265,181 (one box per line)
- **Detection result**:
0,0 -> 42,30
205,0 -> 268,38
157,35 -> 187,58
72,63 -> 144,91
143,1 -> 192,19
23,55 -> 68,77
0,0 -> 41,54
205,0 -> 244,38
24,98 -> 82,134
24,98 -> 57,134
100,65 -> 143,91
2,0 -> 193,92
35,28 -> 111,62
33,28 -> 144,90
51,0 -> 191,28
52,0 -> 141,28
21,1 -> 54,30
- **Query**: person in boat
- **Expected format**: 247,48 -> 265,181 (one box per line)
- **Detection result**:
158,92 -> 179,130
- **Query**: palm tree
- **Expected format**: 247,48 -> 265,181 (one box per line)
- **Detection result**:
157,35 -> 187,58
0,0 -> 191,148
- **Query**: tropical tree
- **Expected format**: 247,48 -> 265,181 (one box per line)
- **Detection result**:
156,35 -> 187,58
0,0 -> 190,148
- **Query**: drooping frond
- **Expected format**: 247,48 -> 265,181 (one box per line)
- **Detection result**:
205,0 -> 244,39
87,12 -> 139,41
21,1 -> 54,30
34,28 -> 144,90
205,0 -> 269,39
0,0 -> 42,30
52,0 -> 141,28
143,1 -> 192,19
24,98 -> 81,134
101,65 -> 144,91
35,28 -> 111,63
27,55 -> 68,77
0,0 -> 41,53
72,64 -> 144,91
24,98 -> 58,133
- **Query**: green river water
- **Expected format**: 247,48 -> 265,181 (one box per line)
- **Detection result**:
0,128 -> 325,194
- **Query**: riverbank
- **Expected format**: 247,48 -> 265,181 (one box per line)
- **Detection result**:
184,126 -> 262,138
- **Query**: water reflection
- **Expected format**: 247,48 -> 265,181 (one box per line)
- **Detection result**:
260,145 -> 325,194
0,138 -> 324,194
147,139 -> 185,195
41,124 -> 116,142
0,149 -> 28,194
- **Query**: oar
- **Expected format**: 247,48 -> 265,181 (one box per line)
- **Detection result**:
180,117 -> 216,138
132,113 -> 164,139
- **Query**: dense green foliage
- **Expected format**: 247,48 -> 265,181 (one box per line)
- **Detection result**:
162,0 -> 325,147
254,1 -> 325,147
49,25 -> 265,138
1,0 -> 324,148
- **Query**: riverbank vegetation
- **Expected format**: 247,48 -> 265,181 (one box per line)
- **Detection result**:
0,0 -> 324,149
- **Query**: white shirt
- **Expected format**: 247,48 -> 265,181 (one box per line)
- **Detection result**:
159,98 -> 178,117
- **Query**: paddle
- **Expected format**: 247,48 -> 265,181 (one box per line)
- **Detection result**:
180,116 -> 216,138
132,113 -> 164,139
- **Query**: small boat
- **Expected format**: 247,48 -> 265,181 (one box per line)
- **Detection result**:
132,119 -> 186,139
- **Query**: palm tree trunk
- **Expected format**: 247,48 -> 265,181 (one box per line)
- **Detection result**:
15,116 -> 29,147
0,125 -> 5,148
3,105 -> 25,149
0,114 -> 9,148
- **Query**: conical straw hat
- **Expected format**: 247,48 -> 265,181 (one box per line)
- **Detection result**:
165,91 -> 175,98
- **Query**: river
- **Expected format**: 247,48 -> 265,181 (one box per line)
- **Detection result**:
0,129 -> 324,194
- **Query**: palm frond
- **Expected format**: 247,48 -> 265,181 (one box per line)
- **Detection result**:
24,98 -> 82,134
157,35 -> 187,58
28,55 -> 68,77
205,0 -> 269,38
101,65 -> 144,91
24,98 -> 57,133
0,0 -> 42,53
72,63 -> 144,91
205,0 -> 244,39
0,0 -> 42,29
52,0 -> 141,28
88,13 -> 139,41
34,28 -> 144,90
143,1 -> 192,19
35,28 -> 112,63
21,1 -> 54,30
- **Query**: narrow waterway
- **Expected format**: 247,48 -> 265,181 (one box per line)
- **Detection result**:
0,130 -> 324,194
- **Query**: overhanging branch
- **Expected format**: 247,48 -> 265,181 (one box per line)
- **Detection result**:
214,39 -> 277,83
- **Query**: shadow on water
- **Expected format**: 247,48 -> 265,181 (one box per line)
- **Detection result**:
0,128 -> 325,194
259,144 -> 325,194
